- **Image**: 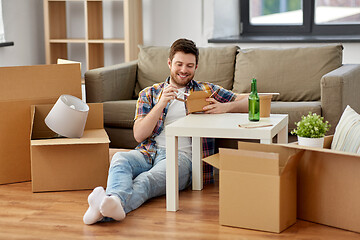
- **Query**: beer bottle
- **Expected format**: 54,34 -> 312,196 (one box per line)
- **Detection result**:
248,78 -> 260,121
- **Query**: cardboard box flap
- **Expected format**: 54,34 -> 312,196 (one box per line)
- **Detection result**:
283,135 -> 360,158
0,64 -> 82,102
30,105 -> 58,140
186,90 -> 211,113
280,150 -> 304,175
202,153 -> 220,169
31,129 -> 109,146
187,90 -> 211,100
238,141 -> 301,168
83,103 -> 104,130
219,148 -> 280,175
324,135 -> 333,148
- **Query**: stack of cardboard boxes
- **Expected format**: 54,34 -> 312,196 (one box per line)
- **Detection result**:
0,64 -> 109,192
204,137 -> 360,234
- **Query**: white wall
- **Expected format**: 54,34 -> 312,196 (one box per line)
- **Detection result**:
0,0 -> 359,68
142,0 -> 205,46
0,0 -> 44,67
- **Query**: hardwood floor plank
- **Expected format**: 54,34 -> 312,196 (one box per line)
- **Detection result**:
0,169 -> 360,239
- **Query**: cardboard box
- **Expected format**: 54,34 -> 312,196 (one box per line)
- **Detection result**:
203,142 -> 304,233
30,103 -> 110,192
186,91 -> 211,113
284,136 -> 360,233
0,64 -> 82,184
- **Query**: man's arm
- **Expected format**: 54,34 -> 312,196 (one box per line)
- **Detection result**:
203,94 -> 248,114
133,84 -> 179,143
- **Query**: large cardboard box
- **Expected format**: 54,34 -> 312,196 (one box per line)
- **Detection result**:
30,103 -> 110,192
284,136 -> 360,233
203,142 -> 304,233
0,64 -> 82,184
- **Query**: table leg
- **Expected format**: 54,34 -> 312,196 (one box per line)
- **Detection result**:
277,124 -> 288,144
166,135 -> 179,211
192,137 -> 203,191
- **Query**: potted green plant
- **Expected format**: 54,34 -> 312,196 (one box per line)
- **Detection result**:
291,112 -> 331,148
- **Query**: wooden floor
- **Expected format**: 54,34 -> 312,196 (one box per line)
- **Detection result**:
0,149 -> 359,239
1,181 -> 360,240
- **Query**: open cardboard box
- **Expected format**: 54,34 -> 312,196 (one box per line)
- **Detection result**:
283,136 -> 360,233
0,64 -> 82,184
186,91 -> 211,113
30,103 -> 110,192
203,142 -> 304,233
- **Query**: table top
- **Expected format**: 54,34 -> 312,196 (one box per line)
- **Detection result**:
165,113 -> 288,140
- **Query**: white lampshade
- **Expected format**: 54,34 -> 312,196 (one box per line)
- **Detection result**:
45,95 -> 89,138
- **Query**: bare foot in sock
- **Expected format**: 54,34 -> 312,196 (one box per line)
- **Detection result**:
100,195 -> 126,221
83,186 -> 106,225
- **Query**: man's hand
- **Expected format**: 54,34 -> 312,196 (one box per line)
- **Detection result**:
203,98 -> 230,114
203,94 -> 248,114
157,84 -> 179,108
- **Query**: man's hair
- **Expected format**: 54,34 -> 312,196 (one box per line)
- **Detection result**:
169,38 -> 199,65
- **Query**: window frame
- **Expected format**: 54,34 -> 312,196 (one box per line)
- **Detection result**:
240,0 -> 360,36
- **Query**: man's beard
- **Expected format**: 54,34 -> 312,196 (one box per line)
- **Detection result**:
170,71 -> 194,88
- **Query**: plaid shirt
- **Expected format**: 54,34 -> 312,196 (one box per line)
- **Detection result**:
134,77 -> 237,183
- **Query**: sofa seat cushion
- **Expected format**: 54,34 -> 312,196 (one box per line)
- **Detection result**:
271,101 -> 322,132
103,100 -> 137,128
136,45 -> 239,96
105,127 -> 138,149
233,44 -> 343,101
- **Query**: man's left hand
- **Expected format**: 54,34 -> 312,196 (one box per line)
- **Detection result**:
203,98 -> 230,114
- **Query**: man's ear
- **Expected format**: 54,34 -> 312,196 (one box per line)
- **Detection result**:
195,64 -> 198,70
167,58 -> 172,69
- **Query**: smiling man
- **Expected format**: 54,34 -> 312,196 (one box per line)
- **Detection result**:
83,38 -> 247,225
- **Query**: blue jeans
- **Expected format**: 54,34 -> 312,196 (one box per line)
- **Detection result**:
105,148 -> 192,214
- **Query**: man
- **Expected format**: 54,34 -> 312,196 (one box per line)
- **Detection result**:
83,38 -> 247,224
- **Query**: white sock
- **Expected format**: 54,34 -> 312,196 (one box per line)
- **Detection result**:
83,186 -> 106,225
100,195 -> 126,221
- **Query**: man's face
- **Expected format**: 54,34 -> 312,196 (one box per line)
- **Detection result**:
168,51 -> 197,88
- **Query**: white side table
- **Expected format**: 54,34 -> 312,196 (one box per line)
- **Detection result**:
165,113 -> 288,211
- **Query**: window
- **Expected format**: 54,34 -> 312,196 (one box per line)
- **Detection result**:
240,0 -> 360,36
0,0 -> 14,47
0,0 -> 5,42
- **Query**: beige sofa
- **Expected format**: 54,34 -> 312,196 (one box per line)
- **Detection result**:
85,44 -> 360,148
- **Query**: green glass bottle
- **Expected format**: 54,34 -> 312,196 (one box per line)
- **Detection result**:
248,78 -> 260,121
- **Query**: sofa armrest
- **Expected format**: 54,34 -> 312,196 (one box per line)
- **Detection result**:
85,60 -> 138,103
321,64 -> 360,134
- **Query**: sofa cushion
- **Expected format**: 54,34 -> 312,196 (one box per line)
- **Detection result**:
270,101 -> 322,132
233,44 -> 343,101
136,45 -> 239,96
331,105 -> 360,153
194,46 -> 238,90
136,46 -> 170,96
103,100 -> 137,128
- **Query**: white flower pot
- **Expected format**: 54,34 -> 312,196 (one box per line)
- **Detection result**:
297,136 -> 324,148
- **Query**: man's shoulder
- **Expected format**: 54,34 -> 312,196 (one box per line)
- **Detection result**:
191,80 -> 216,90
139,82 -> 165,96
